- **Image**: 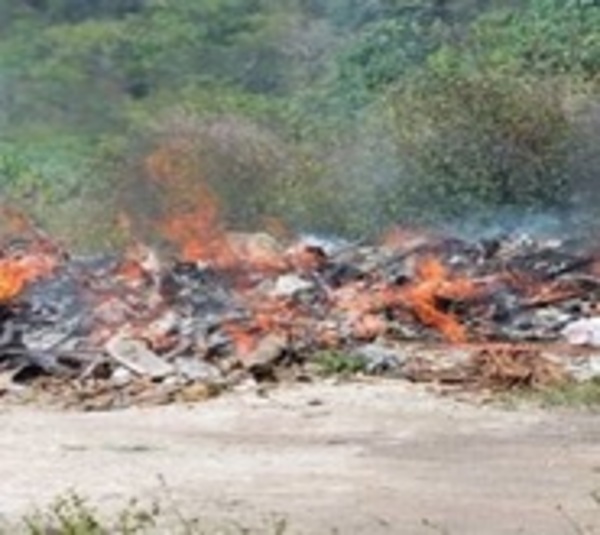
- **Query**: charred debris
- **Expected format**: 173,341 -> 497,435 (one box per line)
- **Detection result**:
0,228 -> 599,409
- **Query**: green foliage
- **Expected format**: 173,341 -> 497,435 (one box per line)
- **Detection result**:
20,493 -> 157,535
505,377 -> 600,410
389,71 -> 575,222
538,378 -> 600,409
314,350 -> 367,376
8,491 -> 292,534
0,0 -> 598,247
19,0 -> 144,24
377,0 -> 600,226
333,18 -> 434,107
466,0 -> 600,79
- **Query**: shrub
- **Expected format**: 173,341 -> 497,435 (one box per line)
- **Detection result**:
387,70 -> 577,224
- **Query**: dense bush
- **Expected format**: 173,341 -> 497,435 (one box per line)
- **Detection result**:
379,0 -> 600,226
389,72 -> 576,222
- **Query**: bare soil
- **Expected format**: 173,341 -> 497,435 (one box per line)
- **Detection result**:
0,381 -> 599,534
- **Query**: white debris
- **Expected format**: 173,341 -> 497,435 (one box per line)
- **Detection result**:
567,356 -> 600,382
353,343 -> 408,373
174,358 -> 224,383
562,318 -> 600,347
110,366 -> 134,387
272,274 -> 314,298
105,335 -> 174,379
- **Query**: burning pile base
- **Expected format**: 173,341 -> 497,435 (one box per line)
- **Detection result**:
1,228 -> 600,409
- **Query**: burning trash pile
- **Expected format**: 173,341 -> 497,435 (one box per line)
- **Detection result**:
1,215 -> 600,408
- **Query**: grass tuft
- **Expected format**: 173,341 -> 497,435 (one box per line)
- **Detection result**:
2,491 -> 291,535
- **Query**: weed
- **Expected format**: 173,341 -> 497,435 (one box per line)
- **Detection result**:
533,378 -> 600,410
498,378 -> 600,411
16,492 -> 157,535
313,350 -> 367,377
4,491 -> 292,535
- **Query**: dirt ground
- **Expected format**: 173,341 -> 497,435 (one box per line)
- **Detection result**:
0,380 -> 598,534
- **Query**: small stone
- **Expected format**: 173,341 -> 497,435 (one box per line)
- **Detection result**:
174,358 -> 224,383
353,343 -> 408,374
111,366 -> 134,387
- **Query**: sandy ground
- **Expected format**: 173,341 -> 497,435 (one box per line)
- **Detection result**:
0,380 -> 598,534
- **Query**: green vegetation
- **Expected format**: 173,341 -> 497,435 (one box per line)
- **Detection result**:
7,489 -> 598,534
0,0 -> 598,248
500,378 -> 600,411
313,350 -> 368,376
6,492 -> 291,534
18,493 -> 157,535
530,378 -> 600,410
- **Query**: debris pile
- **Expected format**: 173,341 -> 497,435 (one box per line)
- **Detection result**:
1,227 -> 600,408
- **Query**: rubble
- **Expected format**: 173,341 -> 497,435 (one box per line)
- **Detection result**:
351,343 -> 407,374
562,318 -> 600,347
271,274 -> 315,298
105,335 -> 174,379
174,357 -> 224,384
566,355 -> 600,382
1,226 -> 600,408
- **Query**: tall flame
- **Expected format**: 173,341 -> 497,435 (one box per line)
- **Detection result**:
402,257 -> 477,343
145,139 -> 239,268
0,206 -> 59,303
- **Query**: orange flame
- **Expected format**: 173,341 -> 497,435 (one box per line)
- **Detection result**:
160,205 -> 238,267
402,257 -> 478,343
0,253 -> 57,303
144,139 -> 241,268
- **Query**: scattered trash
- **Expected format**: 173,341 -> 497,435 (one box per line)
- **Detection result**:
1,228 -> 599,407
105,335 -> 174,380
562,318 -> 600,347
271,274 -> 315,298
352,343 -> 407,374
174,357 -> 224,384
